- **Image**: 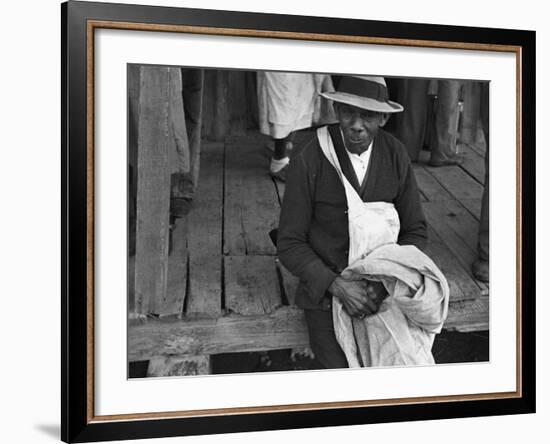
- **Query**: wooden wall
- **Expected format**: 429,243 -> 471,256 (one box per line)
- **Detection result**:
201,69 -> 258,141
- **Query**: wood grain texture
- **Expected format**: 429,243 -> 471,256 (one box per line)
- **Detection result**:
424,163 -> 484,201
186,142 -> 224,316
425,226 -> 481,301
444,296 -> 489,332
413,164 -> 455,201
147,355 -> 211,376
127,297 -> 488,362
128,306 -> 309,360
423,201 -> 489,294
460,198 -> 482,221
228,70 -> 249,135
224,255 -> 282,315
224,139 -> 279,255
134,66 -> 173,315
458,143 -> 486,184
163,217 -> 188,317
213,70 -> 230,141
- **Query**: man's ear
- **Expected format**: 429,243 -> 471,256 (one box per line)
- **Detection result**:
379,113 -> 390,127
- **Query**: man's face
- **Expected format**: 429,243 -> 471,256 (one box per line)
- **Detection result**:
336,103 -> 389,154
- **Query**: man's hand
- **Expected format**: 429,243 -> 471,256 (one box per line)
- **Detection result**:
328,276 -> 387,318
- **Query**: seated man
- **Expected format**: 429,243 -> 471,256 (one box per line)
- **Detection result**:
277,75 -> 427,368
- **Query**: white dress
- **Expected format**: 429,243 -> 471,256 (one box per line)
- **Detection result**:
257,72 -> 335,139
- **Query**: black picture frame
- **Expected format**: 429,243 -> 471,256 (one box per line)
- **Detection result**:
62,1 -> 536,442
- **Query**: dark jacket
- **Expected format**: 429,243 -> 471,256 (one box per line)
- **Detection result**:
277,124 -> 427,311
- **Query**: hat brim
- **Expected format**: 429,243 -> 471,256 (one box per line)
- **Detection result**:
320,91 -> 404,114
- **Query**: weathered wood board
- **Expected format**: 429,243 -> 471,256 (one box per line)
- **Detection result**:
134,66 -> 174,315
127,296 -> 487,361
162,217 -> 188,317
224,140 -> 280,255
423,201 -> 488,294
128,255 -> 136,314
224,255 -> 282,315
425,163 -> 484,201
425,226 -> 481,301
128,306 -> 309,360
444,296 -> 489,332
147,355 -> 211,376
186,142 -> 224,316
457,143 -> 486,185
413,165 -> 455,201
460,198 -> 482,221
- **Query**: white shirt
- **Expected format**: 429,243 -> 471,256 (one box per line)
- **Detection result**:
343,138 -> 374,187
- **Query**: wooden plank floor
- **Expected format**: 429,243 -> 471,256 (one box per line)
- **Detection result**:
130,130 -> 489,336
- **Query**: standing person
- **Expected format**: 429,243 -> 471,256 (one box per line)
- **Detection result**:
386,77 -> 431,162
257,71 -> 335,181
472,81 -> 489,282
170,67 -> 205,217
428,79 -> 465,166
277,76 -> 434,368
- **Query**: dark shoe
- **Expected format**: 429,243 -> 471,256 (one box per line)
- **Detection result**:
428,154 -> 464,167
170,197 -> 193,218
269,165 -> 288,182
472,259 -> 489,283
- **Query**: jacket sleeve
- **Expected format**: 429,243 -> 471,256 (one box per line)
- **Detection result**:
394,153 -> 428,251
277,151 -> 338,304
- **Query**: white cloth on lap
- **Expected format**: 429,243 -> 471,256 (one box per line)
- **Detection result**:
335,244 -> 449,367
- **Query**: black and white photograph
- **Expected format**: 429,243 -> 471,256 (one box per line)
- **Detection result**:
127,66 -> 490,377
2,0 -> 544,442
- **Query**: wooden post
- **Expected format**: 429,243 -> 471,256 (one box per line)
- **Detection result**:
134,66 -> 173,315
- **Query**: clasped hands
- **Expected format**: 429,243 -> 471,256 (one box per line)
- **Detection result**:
328,276 -> 388,319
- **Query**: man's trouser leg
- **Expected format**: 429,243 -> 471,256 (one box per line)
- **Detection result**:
392,78 -> 430,162
431,80 -> 463,162
478,81 -> 489,263
304,309 -> 349,369
171,68 -> 205,203
180,68 -> 204,199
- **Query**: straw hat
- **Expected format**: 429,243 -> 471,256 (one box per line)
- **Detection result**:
320,75 -> 403,113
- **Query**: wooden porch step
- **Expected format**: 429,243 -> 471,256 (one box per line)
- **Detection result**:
224,139 -> 280,256
128,306 -> 309,361
128,297 -> 487,362
224,255 -> 282,315
186,142 -> 224,316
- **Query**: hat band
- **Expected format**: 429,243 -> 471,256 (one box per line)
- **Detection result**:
339,77 -> 389,102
